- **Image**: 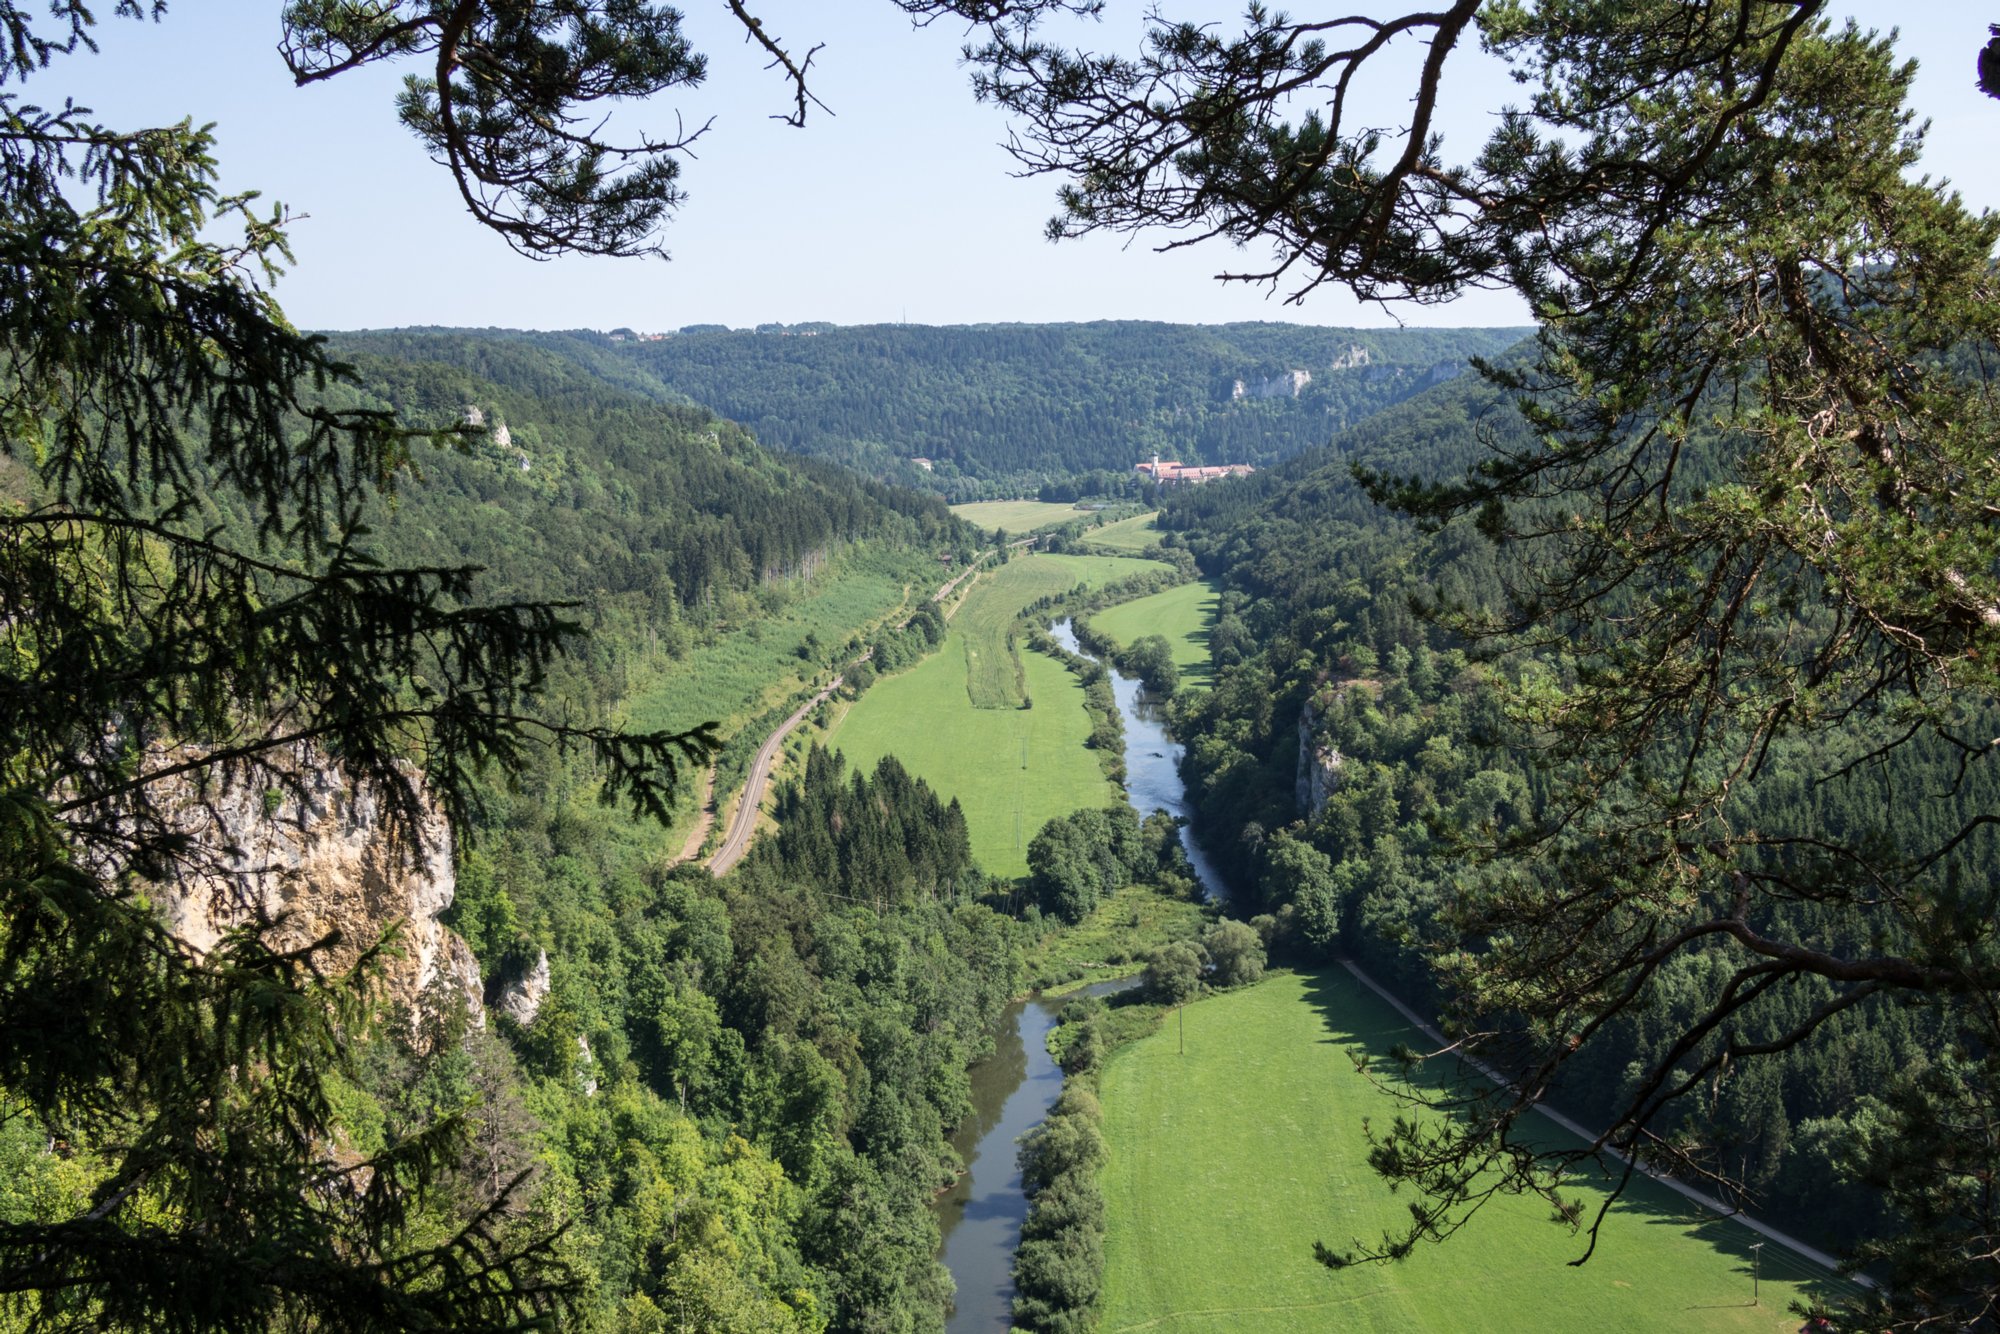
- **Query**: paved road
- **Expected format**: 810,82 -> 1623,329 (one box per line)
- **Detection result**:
703,546 -> 1010,874
1339,958 -> 1869,1286
705,675 -> 845,877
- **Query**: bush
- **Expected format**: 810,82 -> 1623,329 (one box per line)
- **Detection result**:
1019,1097 -> 1104,1193
1142,941 -> 1204,1006
1203,918 -> 1266,988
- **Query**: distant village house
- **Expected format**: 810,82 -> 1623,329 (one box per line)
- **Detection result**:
1135,455 -> 1254,485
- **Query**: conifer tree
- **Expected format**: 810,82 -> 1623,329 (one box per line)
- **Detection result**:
945,1 -> 2000,1322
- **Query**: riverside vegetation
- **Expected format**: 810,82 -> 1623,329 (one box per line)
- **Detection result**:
8,3 -> 2000,1331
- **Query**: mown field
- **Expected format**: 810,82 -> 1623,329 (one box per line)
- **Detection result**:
957,560 -> 1087,708
1082,511 -> 1165,552
1089,579 -> 1221,690
951,499 -> 1104,533
825,553 -> 1142,877
1035,552 -> 1171,587
1097,970 -> 1861,1334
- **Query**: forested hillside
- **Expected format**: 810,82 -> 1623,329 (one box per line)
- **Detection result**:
1156,367 -> 2000,1261
327,330 -> 966,613
587,322 -> 1529,499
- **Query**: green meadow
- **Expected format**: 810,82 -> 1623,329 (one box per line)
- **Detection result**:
1034,552 -> 1172,586
956,560 -> 1086,708
1088,578 -> 1221,690
826,553 -> 1138,877
621,550 -> 924,840
1082,511 -> 1165,552
1097,970 -> 1860,1334
951,499 -> 1104,533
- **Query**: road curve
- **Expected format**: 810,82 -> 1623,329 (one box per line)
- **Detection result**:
704,549 -> 1001,875
705,675 -> 844,877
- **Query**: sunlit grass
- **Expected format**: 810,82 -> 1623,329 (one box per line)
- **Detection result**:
1089,579 -> 1220,690
1097,969 -> 1861,1334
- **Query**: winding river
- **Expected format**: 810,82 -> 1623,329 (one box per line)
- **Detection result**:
933,617 -> 1228,1332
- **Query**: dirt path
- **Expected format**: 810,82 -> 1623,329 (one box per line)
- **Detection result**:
666,766 -> 716,865
1338,958 -> 1870,1287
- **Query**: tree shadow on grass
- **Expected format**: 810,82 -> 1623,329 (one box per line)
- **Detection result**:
1293,967 -> 1860,1314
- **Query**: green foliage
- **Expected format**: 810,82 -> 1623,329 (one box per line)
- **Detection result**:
0,2 -> 773,1319
1141,941 -> 1204,1007
616,323 -> 1525,499
1201,919 -> 1265,988
1027,807 -> 1145,924
1118,633 -> 1180,696
1013,1085 -> 1109,1333
1026,881 -> 1207,997
1132,7 -> 2000,1310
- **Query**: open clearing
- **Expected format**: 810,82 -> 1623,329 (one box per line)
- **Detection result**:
1097,970 -> 1860,1334
952,499 -> 1105,533
1082,512 -> 1166,552
1089,579 -> 1221,690
826,554 -> 1136,877
957,560 -> 1086,708
1034,552 -> 1171,587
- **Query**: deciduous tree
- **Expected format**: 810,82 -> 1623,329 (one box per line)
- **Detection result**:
940,0 -> 2000,1322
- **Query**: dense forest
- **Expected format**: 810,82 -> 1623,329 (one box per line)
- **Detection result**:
15,2 -> 2000,1331
1155,367 -> 2000,1257
331,340 -> 1028,1332
580,323 -> 1528,499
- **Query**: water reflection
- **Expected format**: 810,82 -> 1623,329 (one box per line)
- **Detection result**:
1047,618 -> 1228,902
936,979 -> 1135,1333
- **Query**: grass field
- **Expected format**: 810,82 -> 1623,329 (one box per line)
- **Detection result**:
1082,512 -> 1165,552
952,499 -> 1104,533
825,553 -> 1147,877
1035,552 -> 1172,587
956,560 -> 1086,708
1089,579 -> 1221,690
1097,970 -> 1860,1334
620,551 -> 925,843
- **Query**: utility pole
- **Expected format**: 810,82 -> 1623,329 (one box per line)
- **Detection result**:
1178,1004 -> 1185,1055
1749,1242 -> 1763,1305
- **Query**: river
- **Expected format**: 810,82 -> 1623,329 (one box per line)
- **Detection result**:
1048,616 -> 1228,902
933,617 -> 1229,1332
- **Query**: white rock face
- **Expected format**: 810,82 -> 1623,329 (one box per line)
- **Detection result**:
1231,369 -> 1314,400
491,948 -> 551,1027
1295,700 -> 1346,817
147,745 -> 484,1030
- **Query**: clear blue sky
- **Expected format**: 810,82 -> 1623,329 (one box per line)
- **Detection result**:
47,2 -> 1999,333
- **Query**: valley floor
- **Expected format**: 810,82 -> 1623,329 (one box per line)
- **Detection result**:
823,552 -> 1163,877
1096,970 -> 1863,1334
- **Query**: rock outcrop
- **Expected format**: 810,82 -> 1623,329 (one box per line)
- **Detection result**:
147,746 -> 484,1029
1296,707 -> 1344,817
1231,368 -> 1314,400
489,948 -> 551,1027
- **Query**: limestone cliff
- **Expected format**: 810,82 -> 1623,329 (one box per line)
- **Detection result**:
148,747 -> 484,1028
1295,699 -> 1345,817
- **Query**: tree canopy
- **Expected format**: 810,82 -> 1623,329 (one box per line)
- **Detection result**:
954,0 -> 2000,1323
